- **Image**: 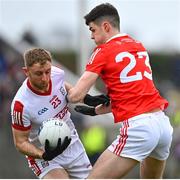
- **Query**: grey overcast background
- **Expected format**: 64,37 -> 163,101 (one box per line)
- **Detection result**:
0,0 -> 180,52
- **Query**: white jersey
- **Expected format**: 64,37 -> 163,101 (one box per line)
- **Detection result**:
11,66 -> 79,148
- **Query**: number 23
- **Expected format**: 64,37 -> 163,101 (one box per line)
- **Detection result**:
115,51 -> 152,83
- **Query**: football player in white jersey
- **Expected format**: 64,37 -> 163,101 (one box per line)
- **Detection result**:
11,48 -> 109,179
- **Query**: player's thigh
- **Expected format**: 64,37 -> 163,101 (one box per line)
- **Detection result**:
140,156 -> 166,179
88,149 -> 138,179
43,168 -> 69,179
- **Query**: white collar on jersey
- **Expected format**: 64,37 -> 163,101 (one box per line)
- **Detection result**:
106,33 -> 127,43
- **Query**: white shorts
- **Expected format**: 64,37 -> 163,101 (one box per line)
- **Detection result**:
27,139 -> 92,179
108,111 -> 173,162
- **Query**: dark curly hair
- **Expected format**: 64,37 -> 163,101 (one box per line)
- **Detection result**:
84,3 -> 120,30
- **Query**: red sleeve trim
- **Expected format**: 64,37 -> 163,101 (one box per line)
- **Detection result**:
12,124 -> 31,131
13,101 -> 24,126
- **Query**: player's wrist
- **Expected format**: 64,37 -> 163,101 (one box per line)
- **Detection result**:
42,152 -> 49,161
39,150 -> 45,159
94,107 -> 98,115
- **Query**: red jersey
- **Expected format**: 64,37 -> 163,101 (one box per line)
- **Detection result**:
86,34 -> 168,123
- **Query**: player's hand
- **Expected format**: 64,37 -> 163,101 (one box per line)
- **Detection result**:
42,136 -> 71,161
83,94 -> 110,107
74,105 -> 97,116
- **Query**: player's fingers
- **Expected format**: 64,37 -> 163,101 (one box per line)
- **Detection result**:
45,139 -> 50,151
57,138 -> 62,147
63,136 -> 71,148
74,105 -> 84,112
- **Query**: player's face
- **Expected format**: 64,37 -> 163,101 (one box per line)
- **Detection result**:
24,61 -> 51,92
89,22 -> 107,46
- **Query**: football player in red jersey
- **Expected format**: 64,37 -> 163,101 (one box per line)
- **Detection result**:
67,3 -> 173,179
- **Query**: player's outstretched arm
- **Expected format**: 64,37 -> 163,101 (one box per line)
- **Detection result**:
66,71 -> 109,106
67,71 -> 99,103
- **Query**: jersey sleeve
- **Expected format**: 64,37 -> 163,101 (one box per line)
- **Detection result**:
11,100 -> 31,131
86,47 -> 106,75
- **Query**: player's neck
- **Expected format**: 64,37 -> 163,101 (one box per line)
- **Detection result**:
33,85 -> 50,93
27,79 -> 51,94
105,29 -> 120,43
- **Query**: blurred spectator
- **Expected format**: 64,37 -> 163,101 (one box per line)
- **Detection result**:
21,30 -> 38,45
0,53 -> 8,122
0,53 -> 8,76
172,55 -> 180,89
0,48 -> 25,128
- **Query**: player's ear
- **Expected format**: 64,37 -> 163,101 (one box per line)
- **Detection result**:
22,67 -> 28,76
103,21 -> 110,33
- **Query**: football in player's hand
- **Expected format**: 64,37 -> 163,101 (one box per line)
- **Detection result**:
38,118 -> 71,149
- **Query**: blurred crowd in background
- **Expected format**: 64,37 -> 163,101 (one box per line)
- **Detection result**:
0,28 -> 180,178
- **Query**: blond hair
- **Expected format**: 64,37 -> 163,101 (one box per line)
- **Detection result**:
23,48 -> 52,67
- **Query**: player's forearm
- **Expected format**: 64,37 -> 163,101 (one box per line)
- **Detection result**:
15,140 -> 44,159
67,87 -> 87,103
67,71 -> 98,103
